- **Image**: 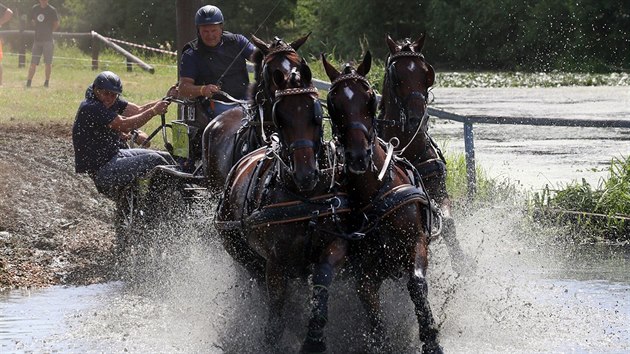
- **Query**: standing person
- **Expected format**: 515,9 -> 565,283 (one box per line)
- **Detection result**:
178,4 -> 255,119
0,3 -> 13,86
26,0 -> 59,88
72,71 -> 174,198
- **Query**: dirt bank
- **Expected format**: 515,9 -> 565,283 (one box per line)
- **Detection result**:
0,123 -> 117,291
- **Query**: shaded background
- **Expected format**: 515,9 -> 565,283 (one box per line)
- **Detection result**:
1,0 -> 629,72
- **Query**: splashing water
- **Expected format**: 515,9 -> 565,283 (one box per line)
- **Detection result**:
1,202 -> 628,353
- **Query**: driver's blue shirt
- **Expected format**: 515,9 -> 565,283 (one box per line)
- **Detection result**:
180,32 -> 255,101
72,85 -> 128,174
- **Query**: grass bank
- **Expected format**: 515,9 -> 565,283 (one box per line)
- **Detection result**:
528,156 -> 630,243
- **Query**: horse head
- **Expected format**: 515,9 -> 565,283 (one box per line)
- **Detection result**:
251,33 -> 311,103
382,33 -> 435,132
323,51 -> 377,174
271,59 -> 323,192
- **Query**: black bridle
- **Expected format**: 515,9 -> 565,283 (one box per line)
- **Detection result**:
327,73 -> 378,163
381,51 -> 430,133
271,86 -> 323,176
253,41 -> 300,142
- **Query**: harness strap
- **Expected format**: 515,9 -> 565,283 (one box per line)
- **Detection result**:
245,193 -> 352,228
355,184 -> 430,235
414,158 -> 447,179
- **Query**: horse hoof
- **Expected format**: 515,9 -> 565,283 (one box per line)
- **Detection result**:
422,341 -> 444,354
301,337 -> 326,354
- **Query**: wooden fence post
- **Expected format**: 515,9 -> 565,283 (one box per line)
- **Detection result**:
464,121 -> 477,201
91,35 -> 99,71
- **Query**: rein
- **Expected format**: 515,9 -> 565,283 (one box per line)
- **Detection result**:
395,108 -> 429,156
215,90 -> 251,105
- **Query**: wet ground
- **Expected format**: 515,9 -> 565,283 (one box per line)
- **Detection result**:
1,86 -> 629,353
1,206 -> 629,353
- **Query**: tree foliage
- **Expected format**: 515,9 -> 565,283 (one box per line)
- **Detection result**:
1,0 -> 627,72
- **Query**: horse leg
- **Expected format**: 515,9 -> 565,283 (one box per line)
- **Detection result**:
439,197 -> 475,276
407,242 -> 443,354
356,272 -> 387,349
301,239 -> 347,354
264,260 -> 288,348
428,173 -> 474,276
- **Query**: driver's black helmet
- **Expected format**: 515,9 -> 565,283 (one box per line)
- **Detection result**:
93,71 -> 123,94
195,5 -> 224,26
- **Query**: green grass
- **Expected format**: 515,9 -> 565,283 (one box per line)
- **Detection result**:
0,43 -> 179,129
443,149 -> 520,207
528,156 -> 630,242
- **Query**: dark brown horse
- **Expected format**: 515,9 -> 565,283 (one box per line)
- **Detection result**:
323,52 -> 443,353
378,34 -> 471,273
203,34 -> 310,192
214,60 -> 355,353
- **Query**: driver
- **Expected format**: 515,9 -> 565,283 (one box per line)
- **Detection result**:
72,71 -> 174,197
178,4 -> 255,119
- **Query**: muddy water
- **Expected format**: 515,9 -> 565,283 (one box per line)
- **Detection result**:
429,86 -> 630,190
1,205 -> 629,353
2,86 -> 629,353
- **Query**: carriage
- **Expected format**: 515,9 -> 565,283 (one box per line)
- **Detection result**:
112,96 -> 219,247
113,34 -> 312,250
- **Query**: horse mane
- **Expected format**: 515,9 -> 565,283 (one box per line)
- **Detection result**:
398,38 -> 416,52
342,64 -> 354,75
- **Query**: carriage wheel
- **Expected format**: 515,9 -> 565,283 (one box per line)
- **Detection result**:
114,184 -> 144,253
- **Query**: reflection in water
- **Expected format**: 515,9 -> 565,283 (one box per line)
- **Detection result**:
1,205 -> 629,353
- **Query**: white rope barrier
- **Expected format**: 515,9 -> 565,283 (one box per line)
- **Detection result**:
0,51 -> 178,69
103,36 -> 177,56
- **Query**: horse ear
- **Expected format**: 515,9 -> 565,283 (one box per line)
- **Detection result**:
272,69 -> 285,89
300,58 -> 312,85
321,53 -> 340,82
413,33 -> 426,53
386,33 -> 398,54
290,32 -> 311,51
251,34 -> 270,55
426,63 -> 435,88
357,50 -> 372,77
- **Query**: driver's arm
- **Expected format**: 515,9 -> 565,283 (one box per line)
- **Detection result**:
178,77 -> 220,99
122,100 -> 163,117
109,100 -> 170,133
